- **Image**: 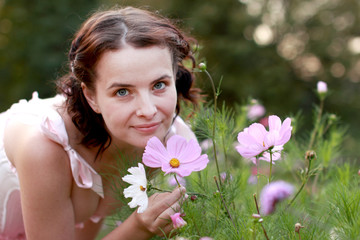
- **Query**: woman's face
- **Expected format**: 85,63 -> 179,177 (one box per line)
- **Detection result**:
83,45 -> 177,149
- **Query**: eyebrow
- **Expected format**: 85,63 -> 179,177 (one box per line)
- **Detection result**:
107,74 -> 173,90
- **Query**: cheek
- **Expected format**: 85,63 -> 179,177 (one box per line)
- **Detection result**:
162,91 -> 177,116
101,102 -> 129,129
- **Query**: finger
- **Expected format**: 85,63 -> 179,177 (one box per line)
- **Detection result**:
147,186 -> 186,215
155,201 -> 180,224
169,201 -> 181,214
180,192 -> 189,205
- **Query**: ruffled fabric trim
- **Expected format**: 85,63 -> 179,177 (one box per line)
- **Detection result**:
6,92 -> 104,198
40,108 -> 104,198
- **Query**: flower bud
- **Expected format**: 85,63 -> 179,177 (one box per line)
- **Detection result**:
317,81 -> 327,94
358,169 -> 360,176
317,81 -> 328,100
305,150 -> 317,161
328,114 -> 338,125
190,195 -> 198,201
252,213 -> 261,219
329,114 -> 337,121
198,62 -> 207,71
250,99 -> 259,105
295,223 -> 304,233
171,213 -> 187,229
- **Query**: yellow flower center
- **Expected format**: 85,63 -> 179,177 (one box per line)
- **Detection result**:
263,141 -> 265,147
169,158 -> 180,168
140,185 -> 146,192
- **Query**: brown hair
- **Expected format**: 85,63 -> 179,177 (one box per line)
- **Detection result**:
56,6 -> 200,153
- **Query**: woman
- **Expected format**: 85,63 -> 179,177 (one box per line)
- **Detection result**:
0,6 -> 200,239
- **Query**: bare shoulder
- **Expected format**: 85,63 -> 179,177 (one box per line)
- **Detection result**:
4,120 -> 77,238
4,120 -> 72,192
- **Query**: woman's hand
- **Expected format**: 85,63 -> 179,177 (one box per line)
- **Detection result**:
134,186 -> 186,237
104,186 -> 186,240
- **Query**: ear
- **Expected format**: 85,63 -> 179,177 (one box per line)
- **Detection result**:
81,82 -> 100,114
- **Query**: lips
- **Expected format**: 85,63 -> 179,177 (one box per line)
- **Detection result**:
132,122 -> 161,134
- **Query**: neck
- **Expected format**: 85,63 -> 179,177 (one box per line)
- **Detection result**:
98,143 -> 144,176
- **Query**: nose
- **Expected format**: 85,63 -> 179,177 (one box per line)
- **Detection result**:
135,93 -> 157,119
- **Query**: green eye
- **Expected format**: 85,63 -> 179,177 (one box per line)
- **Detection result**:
154,82 -> 165,90
117,89 -> 129,96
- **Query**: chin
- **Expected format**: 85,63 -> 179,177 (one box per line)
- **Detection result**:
131,136 -> 157,149
139,133 -> 167,148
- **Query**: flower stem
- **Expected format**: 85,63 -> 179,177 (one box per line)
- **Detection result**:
214,176 -> 239,235
269,150 -> 273,184
174,174 -> 181,188
252,222 -> 256,240
150,186 -> 207,198
253,194 -> 260,214
253,194 -> 270,240
308,99 -> 324,150
256,157 -> 260,198
222,136 -> 229,168
287,157 -> 312,207
203,69 -> 222,187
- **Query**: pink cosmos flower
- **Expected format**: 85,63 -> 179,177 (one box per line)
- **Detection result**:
236,115 -> 292,161
142,135 -> 209,177
249,145 -> 283,164
170,212 -> 187,229
260,181 -> 294,215
247,103 -> 266,121
236,123 -> 268,159
265,115 -> 292,148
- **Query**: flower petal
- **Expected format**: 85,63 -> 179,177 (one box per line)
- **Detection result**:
236,144 -> 264,158
122,163 -> 149,213
277,117 -> 292,145
166,135 -> 188,158
177,139 -> 202,163
247,123 -> 267,143
143,136 -> 171,167
268,115 -> 282,131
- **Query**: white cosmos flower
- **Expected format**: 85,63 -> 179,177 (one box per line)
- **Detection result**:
122,163 -> 148,213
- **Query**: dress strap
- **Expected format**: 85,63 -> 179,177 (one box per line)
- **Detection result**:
40,110 -> 104,198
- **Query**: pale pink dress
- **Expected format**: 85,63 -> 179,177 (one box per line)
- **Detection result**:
0,92 -> 104,240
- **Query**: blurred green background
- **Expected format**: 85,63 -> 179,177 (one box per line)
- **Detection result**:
1,0 -> 360,159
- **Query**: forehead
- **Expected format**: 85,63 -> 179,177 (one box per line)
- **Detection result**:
94,45 -> 174,85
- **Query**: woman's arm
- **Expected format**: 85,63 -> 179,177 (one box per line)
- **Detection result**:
103,187 -> 186,240
75,219 -> 104,240
5,123 -> 77,239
